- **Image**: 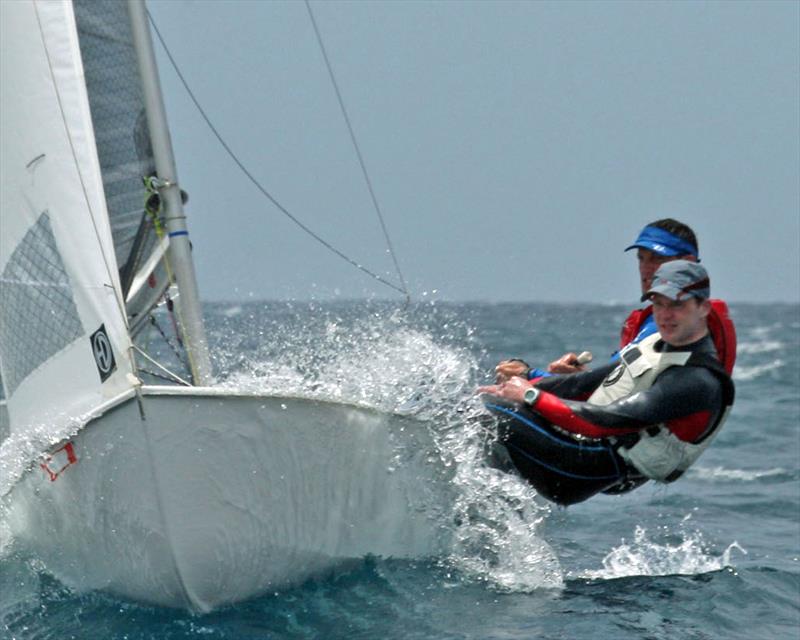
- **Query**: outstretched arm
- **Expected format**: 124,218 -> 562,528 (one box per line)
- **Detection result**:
531,366 -> 723,439
476,365 -> 614,406
481,366 -> 723,441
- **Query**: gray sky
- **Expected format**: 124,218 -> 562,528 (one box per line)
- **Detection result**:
149,0 -> 799,304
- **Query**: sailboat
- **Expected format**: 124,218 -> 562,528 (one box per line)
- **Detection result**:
0,0 -> 450,611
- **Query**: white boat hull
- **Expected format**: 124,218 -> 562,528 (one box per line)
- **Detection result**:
3,387 -> 452,611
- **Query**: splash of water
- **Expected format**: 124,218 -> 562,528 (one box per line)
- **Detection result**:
581,522 -> 746,580
0,413 -> 92,556
210,303 -> 563,590
0,413 -> 90,499
429,397 -> 561,591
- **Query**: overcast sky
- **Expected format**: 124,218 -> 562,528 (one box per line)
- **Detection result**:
148,0 -> 799,305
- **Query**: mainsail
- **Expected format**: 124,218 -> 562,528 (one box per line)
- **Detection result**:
0,0 -> 136,437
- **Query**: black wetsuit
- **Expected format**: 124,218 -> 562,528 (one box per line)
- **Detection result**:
485,334 -> 735,503
531,334 -> 732,444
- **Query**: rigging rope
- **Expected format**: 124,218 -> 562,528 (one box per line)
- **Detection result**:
132,344 -> 192,386
147,10 -> 410,300
304,0 -> 410,305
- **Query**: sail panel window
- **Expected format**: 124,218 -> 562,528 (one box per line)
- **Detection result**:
0,212 -> 84,393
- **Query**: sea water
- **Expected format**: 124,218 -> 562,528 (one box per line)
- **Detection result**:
1,302 -> 798,639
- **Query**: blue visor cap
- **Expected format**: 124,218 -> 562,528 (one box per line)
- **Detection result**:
624,225 -> 699,259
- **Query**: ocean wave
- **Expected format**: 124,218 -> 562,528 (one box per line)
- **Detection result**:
580,524 -> 746,580
732,359 -> 784,381
689,466 -> 789,482
736,340 -> 783,355
222,305 -> 243,318
749,324 -> 785,337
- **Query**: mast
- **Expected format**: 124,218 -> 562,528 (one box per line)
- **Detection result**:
126,0 -> 212,385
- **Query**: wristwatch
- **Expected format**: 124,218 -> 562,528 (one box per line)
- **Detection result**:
523,386 -> 540,407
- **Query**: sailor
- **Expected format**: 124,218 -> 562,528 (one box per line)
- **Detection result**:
479,260 -> 735,487
495,218 -> 736,381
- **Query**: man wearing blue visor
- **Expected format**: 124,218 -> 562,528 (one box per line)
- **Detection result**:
496,219 -> 736,381
615,219 -> 703,355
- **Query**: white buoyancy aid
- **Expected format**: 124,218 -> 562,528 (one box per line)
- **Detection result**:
587,333 -> 732,482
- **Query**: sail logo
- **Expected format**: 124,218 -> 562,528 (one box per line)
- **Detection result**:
90,325 -> 116,382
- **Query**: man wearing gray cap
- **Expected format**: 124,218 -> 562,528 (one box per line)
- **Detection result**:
495,218 -> 736,381
480,259 -> 735,492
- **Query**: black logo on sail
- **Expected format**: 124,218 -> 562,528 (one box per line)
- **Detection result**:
90,325 -> 116,382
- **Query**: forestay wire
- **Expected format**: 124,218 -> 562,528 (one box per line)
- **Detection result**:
147,10 -> 411,302
304,0 -> 410,306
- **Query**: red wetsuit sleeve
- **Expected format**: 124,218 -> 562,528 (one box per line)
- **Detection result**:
533,365 -> 724,442
534,390 -> 642,439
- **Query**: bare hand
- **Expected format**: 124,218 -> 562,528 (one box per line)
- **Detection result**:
495,359 -> 529,383
477,376 -> 531,403
548,352 -> 587,374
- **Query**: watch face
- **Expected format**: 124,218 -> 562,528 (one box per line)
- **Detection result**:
524,387 -> 538,405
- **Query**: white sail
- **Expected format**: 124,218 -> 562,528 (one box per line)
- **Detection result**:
0,0 -> 136,438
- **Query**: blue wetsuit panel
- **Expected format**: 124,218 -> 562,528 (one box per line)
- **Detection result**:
609,313 -> 658,362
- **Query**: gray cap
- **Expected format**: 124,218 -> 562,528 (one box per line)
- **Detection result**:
642,260 -> 710,302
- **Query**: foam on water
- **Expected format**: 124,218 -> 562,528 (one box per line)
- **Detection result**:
733,359 -> 785,381
731,318 -> 795,380
580,521 -> 746,580
221,305 -> 243,318
737,340 -> 783,355
689,465 -> 789,482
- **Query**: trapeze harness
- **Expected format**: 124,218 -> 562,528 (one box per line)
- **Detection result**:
491,299 -> 738,496
532,331 -> 735,483
598,334 -> 732,481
